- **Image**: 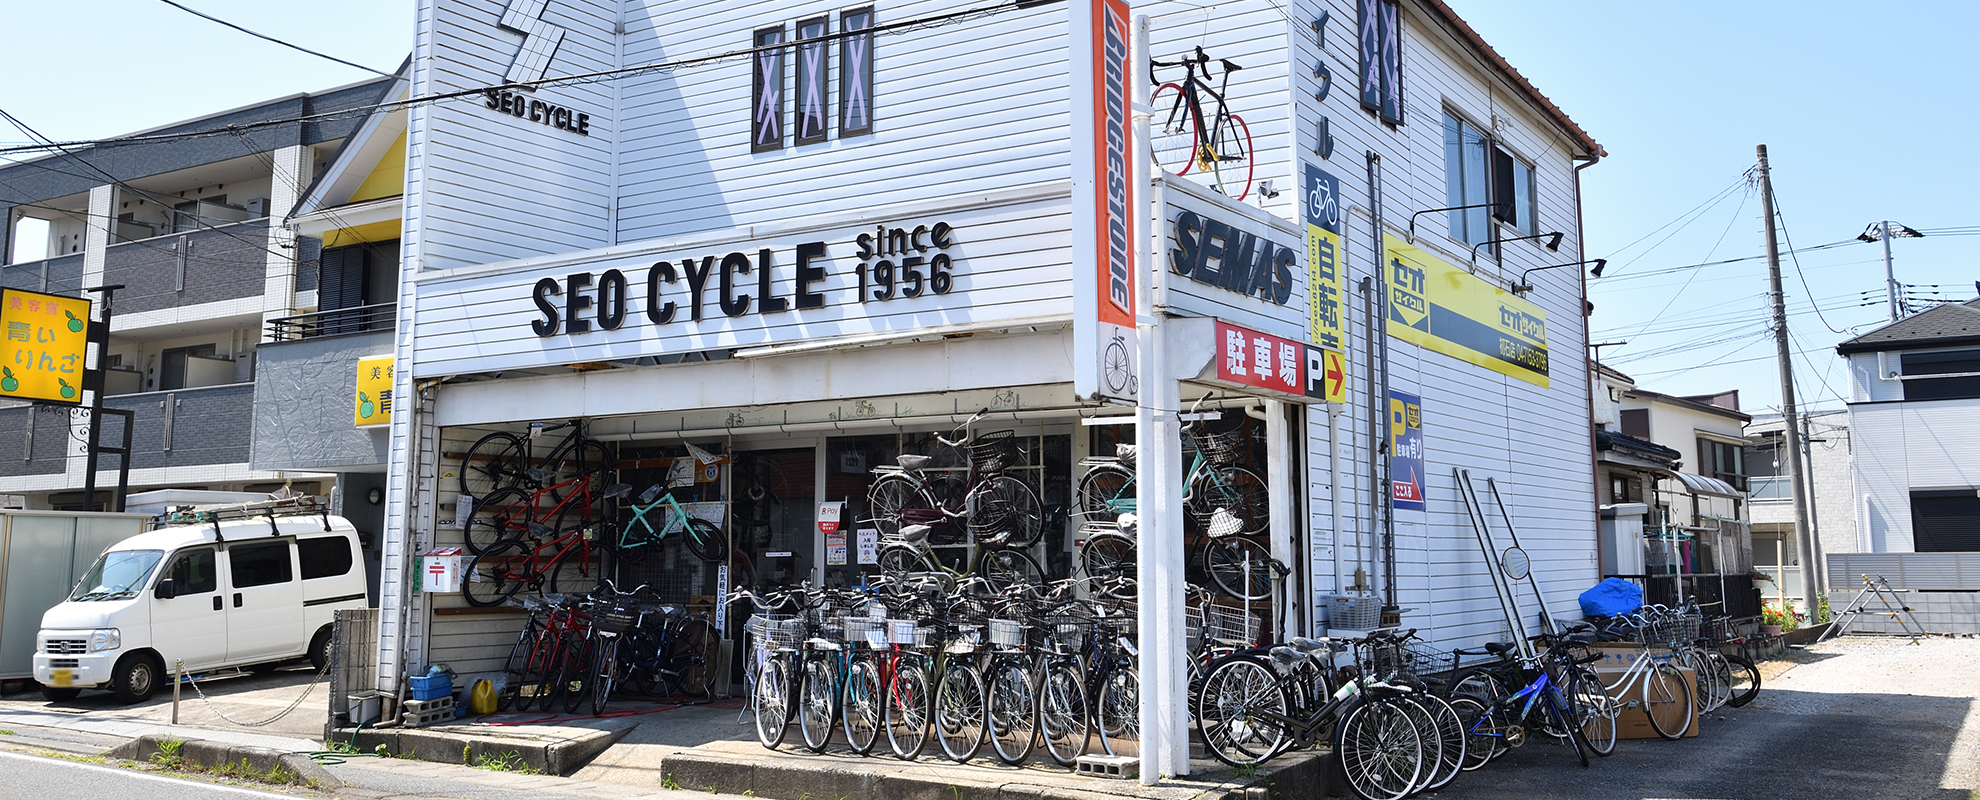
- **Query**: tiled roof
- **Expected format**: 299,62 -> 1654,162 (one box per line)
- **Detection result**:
1835,298 -> 1980,354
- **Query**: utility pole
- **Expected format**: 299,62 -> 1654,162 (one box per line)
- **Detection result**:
1757,145 -> 1819,619
1878,221 -> 1900,322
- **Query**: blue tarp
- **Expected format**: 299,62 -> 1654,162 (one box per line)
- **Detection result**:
1579,577 -> 1644,618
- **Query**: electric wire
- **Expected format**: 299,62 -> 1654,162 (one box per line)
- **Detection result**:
1622,183 -> 1752,341
154,0 -> 397,78
1766,178 -> 1847,334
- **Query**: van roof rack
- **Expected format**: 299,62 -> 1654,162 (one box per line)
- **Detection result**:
160,494 -> 333,536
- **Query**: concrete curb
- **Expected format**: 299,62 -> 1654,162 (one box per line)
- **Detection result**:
334,718 -> 637,776
105,733 -> 341,789
652,747 -> 1337,800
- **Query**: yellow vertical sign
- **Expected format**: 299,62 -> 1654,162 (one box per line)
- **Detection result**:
355,355 -> 394,427
1,288 -> 91,405
1302,163 -> 1348,356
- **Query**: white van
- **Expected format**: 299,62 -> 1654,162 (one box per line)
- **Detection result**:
32,504 -> 369,703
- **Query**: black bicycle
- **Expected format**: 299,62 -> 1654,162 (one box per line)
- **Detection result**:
1151,46 -> 1254,201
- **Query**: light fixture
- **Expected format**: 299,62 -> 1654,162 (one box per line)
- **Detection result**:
367,487 -> 383,505
1404,202 -> 1501,242
1510,259 -> 1606,296
1471,230 -> 1563,264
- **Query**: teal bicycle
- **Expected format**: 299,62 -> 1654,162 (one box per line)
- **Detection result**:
613,484 -> 728,563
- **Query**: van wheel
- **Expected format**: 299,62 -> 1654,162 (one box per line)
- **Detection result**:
308,627 -> 333,673
39,685 -> 81,703
110,653 -> 161,704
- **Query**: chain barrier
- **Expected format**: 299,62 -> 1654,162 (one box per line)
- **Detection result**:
178,658 -> 332,728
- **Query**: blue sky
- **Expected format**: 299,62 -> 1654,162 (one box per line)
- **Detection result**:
4,0 -> 1975,415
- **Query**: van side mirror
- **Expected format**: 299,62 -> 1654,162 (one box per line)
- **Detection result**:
154,579 -> 175,600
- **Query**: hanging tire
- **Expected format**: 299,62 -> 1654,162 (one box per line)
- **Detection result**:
1075,463 -> 1136,518
462,539 -> 530,607
1078,532 -> 1137,597
459,431 -> 527,500
1202,537 -> 1274,601
976,549 -> 1043,593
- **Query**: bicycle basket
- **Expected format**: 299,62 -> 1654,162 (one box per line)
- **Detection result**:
968,430 -> 1020,474
745,613 -> 803,650
886,619 -> 933,648
945,624 -> 983,654
595,604 -> 641,635
1194,603 -> 1258,647
1190,428 -> 1246,466
988,618 -> 1028,647
846,617 -> 889,650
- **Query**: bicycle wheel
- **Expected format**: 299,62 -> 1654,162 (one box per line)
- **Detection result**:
1700,650 -> 1734,713
621,628 -> 661,698
499,626 -> 540,712
1545,685 -> 1591,767
1334,696 -> 1423,800
1195,655 -> 1288,767
1078,532 -> 1137,597
970,476 -> 1042,547
867,474 -> 932,538
755,654 -> 793,749
545,541 -> 600,596
1567,667 -> 1617,757
1202,536 -> 1274,601
519,630 -> 563,712
1075,462 -> 1136,518
842,656 -> 883,756
935,661 -> 987,762
986,658 -> 1038,765
462,539 -> 530,607
465,488 -> 531,555
884,657 -> 933,760
1643,661 -> 1694,739
556,631 -> 598,713
1096,667 -> 1140,757
1445,695 -> 1499,771
1149,82 -> 1199,177
1724,652 -> 1761,708
667,618 -> 720,697
1206,112 -> 1255,201
1412,693 -> 1466,791
589,635 -> 620,716
1037,662 -> 1090,767
976,549 -> 1043,593
798,652 -> 841,753
681,517 -> 728,563
459,431 -> 528,499
1189,466 -> 1269,536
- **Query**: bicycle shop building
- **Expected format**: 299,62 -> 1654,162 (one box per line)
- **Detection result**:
356,0 -> 1603,771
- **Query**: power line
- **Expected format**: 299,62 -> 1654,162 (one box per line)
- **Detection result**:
1765,178 -> 1847,334
154,0 -> 396,78
1623,185 -> 1752,341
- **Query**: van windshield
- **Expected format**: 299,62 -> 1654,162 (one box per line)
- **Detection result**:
69,550 -> 165,602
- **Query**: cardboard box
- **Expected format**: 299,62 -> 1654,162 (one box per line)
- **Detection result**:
1593,663 -> 1698,739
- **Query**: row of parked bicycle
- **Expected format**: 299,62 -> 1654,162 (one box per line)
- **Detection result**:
493,581 -> 722,716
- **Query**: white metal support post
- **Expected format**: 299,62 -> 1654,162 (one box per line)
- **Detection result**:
1132,13 -> 1188,783
1265,398 -> 1293,641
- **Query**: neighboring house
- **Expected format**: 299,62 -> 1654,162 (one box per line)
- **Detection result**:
1744,409 -> 1852,607
1593,363 -> 1759,617
0,78 -> 393,555
1837,298 -> 1980,553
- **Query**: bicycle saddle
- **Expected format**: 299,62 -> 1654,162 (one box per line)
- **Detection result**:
900,524 -> 933,544
896,454 -> 933,471
1288,636 -> 1332,654
1452,641 -> 1512,656
526,468 -> 556,482
804,637 -> 842,652
602,483 -> 634,500
978,529 -> 1015,548
638,484 -> 663,504
1269,645 -> 1311,667
1116,444 -> 1137,464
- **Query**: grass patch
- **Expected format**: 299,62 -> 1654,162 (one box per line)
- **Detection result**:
1232,762 -> 1260,779
148,739 -> 186,770
663,773 -> 684,791
468,749 -> 541,775
143,741 -> 298,787
0,729 -> 15,735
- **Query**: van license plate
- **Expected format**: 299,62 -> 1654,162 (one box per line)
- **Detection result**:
50,669 -> 74,687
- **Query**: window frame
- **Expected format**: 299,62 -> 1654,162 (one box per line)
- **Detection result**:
228,540 -> 295,589
297,536 -> 355,581
165,547 -> 219,595
1442,109 -> 1541,257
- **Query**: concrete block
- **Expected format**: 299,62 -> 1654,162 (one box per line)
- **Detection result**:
662,751 -> 755,796
878,772 -> 1002,800
106,734 -> 339,789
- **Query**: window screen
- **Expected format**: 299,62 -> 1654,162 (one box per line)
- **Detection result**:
1911,490 -> 1980,553
229,541 -> 294,588
297,536 -> 354,580
166,549 -> 217,594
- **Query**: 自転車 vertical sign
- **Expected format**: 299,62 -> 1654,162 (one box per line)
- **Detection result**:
1388,389 -> 1423,510
1,288 -> 91,405
355,355 -> 395,426
1071,0 -> 1137,406
1303,163 -> 1348,403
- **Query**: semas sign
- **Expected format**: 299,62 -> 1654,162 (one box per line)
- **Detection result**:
1168,208 -> 1298,305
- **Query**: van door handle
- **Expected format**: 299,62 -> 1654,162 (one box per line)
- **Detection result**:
233,593 -> 243,608
213,596 -> 222,611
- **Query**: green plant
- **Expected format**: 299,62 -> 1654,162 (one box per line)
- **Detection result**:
469,749 -> 541,774
1763,601 -> 1800,632
663,774 -> 683,791
149,739 -> 186,770
1233,763 -> 1260,779
1816,591 -> 1832,624
0,729 -> 15,735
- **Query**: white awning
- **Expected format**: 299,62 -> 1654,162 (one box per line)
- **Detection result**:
1669,471 -> 1741,499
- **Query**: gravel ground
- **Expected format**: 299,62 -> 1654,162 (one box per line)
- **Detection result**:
1417,635 -> 1980,800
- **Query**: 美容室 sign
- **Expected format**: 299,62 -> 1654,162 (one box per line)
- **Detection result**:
355,355 -> 394,426
1,288 -> 91,405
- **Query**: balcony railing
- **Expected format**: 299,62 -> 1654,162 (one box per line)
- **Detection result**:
267,303 -> 396,341
1748,475 -> 1791,501
102,220 -> 271,315
1,253 -> 86,295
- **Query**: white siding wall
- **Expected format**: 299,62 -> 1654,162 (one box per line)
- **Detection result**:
1851,398 -> 1980,553
1289,0 -> 1596,648
1848,351 -> 1905,402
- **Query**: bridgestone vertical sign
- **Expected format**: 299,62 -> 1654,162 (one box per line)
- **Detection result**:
1071,0 -> 1138,406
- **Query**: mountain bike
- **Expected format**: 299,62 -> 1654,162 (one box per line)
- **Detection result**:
1151,46 -> 1254,201
613,484 -> 728,564
457,419 -> 610,501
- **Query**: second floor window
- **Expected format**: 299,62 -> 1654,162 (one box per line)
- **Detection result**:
1698,437 -> 1745,492
1443,112 -> 1537,256
1900,348 -> 1980,401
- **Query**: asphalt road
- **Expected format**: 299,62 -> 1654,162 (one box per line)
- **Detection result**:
1425,637 -> 1980,800
0,748 -> 301,800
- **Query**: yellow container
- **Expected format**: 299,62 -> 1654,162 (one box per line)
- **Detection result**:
469,679 -> 498,715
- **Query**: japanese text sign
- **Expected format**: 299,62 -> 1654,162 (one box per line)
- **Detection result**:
1382,233 -> 1550,387
1,288 -> 91,405
1388,390 -> 1424,510
1213,320 -> 1327,400
1302,164 -> 1347,355
354,355 -> 395,426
